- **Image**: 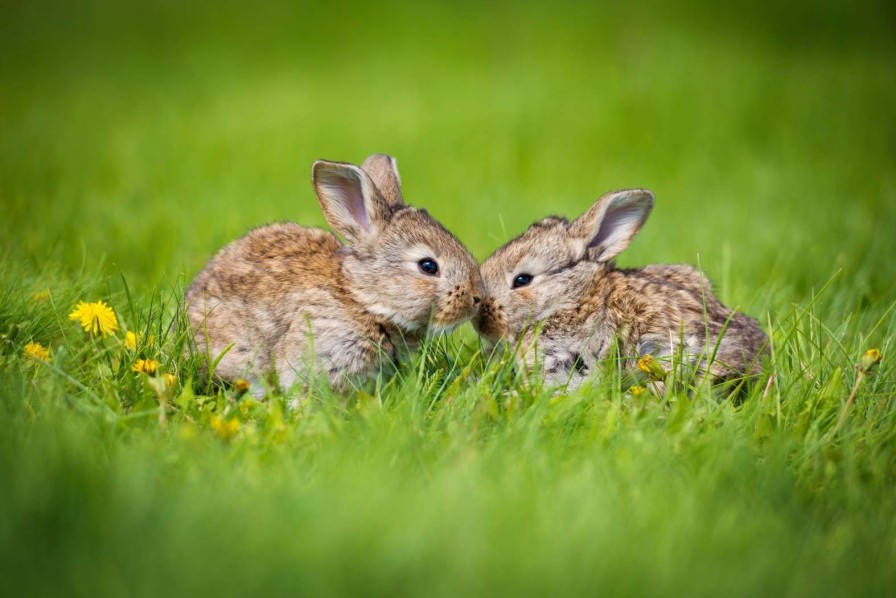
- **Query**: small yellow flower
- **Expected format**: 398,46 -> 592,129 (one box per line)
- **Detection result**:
210,415 -> 240,439
23,341 -> 51,362
124,331 -> 154,350
124,331 -> 140,349
637,354 -> 666,381
234,378 -> 251,394
32,289 -> 51,302
69,300 -> 119,337
859,348 -> 882,373
163,373 -> 177,388
630,385 -> 645,397
132,359 -> 160,375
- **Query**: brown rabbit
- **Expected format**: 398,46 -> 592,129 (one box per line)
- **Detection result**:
474,189 -> 768,389
186,155 -> 482,395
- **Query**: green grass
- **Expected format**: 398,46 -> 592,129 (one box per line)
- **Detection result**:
2,0 -> 896,595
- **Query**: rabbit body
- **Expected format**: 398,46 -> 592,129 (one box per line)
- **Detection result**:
186,155 -> 482,394
187,223 -> 407,392
475,190 -> 767,388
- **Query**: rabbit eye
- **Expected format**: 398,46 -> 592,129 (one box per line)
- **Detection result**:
512,273 -> 533,289
418,258 -> 439,276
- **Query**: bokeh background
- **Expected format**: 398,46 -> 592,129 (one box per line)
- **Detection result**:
2,1 -> 896,596
3,0 -> 894,308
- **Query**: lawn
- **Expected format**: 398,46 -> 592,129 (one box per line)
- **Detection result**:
2,0 -> 895,595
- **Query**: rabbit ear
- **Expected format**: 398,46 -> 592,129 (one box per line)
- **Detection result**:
568,189 -> 654,262
361,154 -> 404,208
312,160 -> 393,243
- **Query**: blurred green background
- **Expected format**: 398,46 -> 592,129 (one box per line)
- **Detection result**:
3,0 -> 894,304
2,1 -> 896,596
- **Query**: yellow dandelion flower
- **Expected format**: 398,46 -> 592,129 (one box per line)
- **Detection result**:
32,289 -> 51,302
630,385 -> 645,397
163,373 -> 177,387
637,354 -> 666,381
69,300 -> 119,337
132,359 -> 159,375
23,341 -> 51,362
234,378 -> 251,394
210,415 -> 240,439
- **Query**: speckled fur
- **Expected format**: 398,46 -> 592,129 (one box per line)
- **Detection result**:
475,189 -> 768,388
186,155 -> 482,395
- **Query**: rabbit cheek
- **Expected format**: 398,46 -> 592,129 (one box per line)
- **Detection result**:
512,287 -> 540,321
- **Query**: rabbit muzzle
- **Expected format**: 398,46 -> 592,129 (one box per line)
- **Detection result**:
431,282 -> 482,330
472,296 -> 509,342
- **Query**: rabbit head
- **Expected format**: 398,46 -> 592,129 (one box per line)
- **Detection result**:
475,189 -> 654,341
313,155 -> 482,332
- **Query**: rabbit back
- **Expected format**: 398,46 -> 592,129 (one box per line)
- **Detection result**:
624,264 -> 767,379
186,222 -> 402,391
518,263 -> 767,388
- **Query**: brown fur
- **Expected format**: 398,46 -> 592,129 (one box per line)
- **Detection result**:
186,155 -> 482,395
475,189 -> 768,388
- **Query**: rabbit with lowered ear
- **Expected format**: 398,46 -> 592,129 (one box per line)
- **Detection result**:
474,189 -> 768,389
186,154 -> 482,395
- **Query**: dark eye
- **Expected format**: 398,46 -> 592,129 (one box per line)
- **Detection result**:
512,273 -> 533,288
418,258 -> 439,276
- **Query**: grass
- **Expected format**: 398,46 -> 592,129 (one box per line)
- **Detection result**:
2,0 -> 896,595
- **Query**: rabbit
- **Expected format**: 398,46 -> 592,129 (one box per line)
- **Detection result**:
185,154 -> 483,396
474,188 -> 768,390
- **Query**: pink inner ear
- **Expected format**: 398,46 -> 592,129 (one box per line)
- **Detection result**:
349,197 -> 371,232
588,204 -> 645,249
330,173 -> 371,232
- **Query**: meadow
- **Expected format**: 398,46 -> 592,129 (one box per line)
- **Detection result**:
2,0 -> 895,595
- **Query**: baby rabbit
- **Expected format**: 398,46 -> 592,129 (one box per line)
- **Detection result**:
186,154 -> 482,395
475,189 -> 767,389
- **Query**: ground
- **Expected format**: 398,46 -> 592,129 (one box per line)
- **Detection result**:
1,1 -> 895,596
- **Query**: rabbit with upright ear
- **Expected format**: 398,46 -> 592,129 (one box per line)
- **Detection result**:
474,189 -> 768,389
186,154 -> 482,395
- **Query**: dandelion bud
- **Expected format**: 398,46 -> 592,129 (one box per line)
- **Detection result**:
858,348 -> 881,374
637,354 -> 666,381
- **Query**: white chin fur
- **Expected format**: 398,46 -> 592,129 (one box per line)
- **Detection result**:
367,302 -> 460,334
368,304 -> 425,332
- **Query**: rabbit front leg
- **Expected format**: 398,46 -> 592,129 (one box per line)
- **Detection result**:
519,331 -> 593,391
276,318 -> 398,395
